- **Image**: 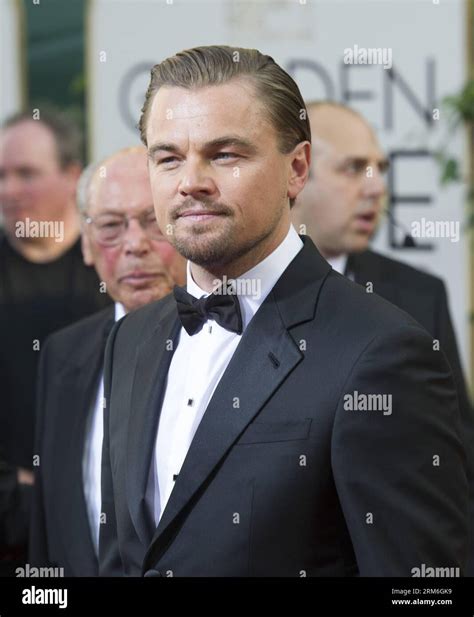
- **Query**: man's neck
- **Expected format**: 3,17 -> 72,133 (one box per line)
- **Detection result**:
7,207 -> 81,263
190,224 -> 290,293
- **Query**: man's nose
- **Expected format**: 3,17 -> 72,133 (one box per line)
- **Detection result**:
122,219 -> 151,256
178,160 -> 217,198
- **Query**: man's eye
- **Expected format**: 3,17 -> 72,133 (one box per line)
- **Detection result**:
145,212 -> 157,222
19,169 -> 36,180
344,162 -> 366,175
214,152 -> 238,160
159,157 -> 178,165
99,221 -> 122,230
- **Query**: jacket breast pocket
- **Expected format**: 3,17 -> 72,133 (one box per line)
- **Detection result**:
235,418 -> 312,445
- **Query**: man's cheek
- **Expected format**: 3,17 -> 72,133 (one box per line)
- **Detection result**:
95,247 -> 122,281
154,242 -> 177,268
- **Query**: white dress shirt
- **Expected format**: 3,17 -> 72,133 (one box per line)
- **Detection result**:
82,302 -> 126,555
152,225 -> 303,525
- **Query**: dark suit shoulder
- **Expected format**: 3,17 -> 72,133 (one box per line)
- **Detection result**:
322,269 -> 429,338
111,292 -> 176,342
44,305 -> 115,357
361,250 -> 445,293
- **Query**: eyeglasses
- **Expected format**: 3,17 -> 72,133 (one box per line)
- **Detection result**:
83,208 -> 166,246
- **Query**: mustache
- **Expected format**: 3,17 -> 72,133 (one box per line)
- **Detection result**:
170,198 -> 233,220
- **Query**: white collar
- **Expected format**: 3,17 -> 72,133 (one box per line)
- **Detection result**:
186,225 -> 303,330
114,302 -> 126,322
326,253 -> 348,276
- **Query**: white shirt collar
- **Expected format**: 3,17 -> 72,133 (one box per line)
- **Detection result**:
114,302 -> 126,321
326,254 -> 348,276
186,225 -> 303,330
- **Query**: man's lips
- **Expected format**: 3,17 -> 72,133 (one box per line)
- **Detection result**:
119,271 -> 164,285
176,209 -> 226,221
354,211 -> 377,232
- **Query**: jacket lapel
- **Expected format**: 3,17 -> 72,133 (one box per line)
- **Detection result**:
142,236 -> 331,570
126,297 -> 181,547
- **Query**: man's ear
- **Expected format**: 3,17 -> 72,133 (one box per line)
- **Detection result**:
81,231 -> 94,266
287,141 -> 311,203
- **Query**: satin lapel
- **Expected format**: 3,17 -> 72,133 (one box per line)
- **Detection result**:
126,299 -> 181,547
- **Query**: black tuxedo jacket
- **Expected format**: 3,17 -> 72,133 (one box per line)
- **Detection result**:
346,250 -> 470,418
100,237 -> 468,577
347,249 -> 474,573
30,306 -> 115,576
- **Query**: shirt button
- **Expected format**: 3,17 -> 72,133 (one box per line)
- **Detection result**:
143,569 -> 162,577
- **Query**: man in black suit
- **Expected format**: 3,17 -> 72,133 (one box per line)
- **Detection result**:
291,101 -> 474,572
100,46 -> 469,577
29,146 -> 185,576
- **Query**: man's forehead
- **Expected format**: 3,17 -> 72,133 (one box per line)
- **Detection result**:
90,155 -> 150,203
148,82 -> 265,136
0,122 -> 57,159
310,108 -> 382,155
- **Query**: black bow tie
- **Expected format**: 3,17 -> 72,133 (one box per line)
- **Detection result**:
173,285 -> 243,336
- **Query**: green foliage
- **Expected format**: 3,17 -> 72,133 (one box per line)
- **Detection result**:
444,80 -> 474,125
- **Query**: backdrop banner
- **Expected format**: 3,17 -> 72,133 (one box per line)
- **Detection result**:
87,0 -> 470,376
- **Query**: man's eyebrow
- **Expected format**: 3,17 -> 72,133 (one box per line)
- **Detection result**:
338,156 -> 389,168
148,135 -> 258,159
337,156 -> 369,168
148,143 -> 180,159
203,136 -> 258,153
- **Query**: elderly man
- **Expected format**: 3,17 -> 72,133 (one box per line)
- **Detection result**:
100,46 -> 468,577
29,146 -> 185,576
291,100 -> 474,572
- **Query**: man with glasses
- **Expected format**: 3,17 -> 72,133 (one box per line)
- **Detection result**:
29,146 -> 185,576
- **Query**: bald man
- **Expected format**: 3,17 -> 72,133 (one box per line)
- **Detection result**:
292,101 -> 474,573
29,147 -> 186,576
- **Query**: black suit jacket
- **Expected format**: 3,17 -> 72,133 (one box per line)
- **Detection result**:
346,249 -> 470,416
100,237 -> 468,577
30,306 -> 115,576
347,249 -> 474,573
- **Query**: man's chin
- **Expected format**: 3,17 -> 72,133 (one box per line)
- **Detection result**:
173,232 -> 232,268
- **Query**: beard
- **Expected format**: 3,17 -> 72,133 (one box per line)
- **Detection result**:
168,197 -> 284,270
172,217 -> 250,268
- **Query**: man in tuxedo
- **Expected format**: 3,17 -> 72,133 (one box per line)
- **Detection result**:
100,46 -> 469,577
29,146 -> 185,576
290,101 -> 474,572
